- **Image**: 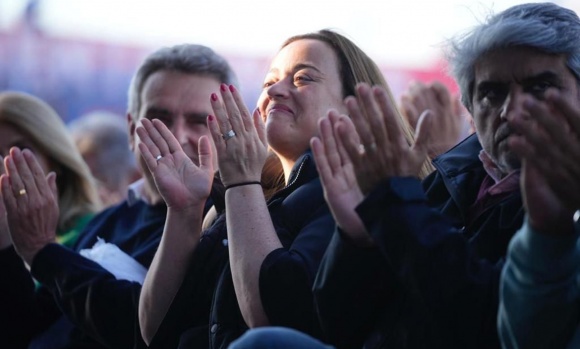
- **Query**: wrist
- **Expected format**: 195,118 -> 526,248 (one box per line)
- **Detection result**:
224,181 -> 262,191
339,226 -> 375,247
166,205 -> 205,241
18,245 -> 46,267
168,201 -> 206,214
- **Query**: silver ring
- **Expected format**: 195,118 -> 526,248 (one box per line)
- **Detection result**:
155,155 -> 162,162
19,189 -> 26,196
222,130 -> 236,141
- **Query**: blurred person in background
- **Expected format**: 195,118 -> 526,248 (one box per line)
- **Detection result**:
0,43 -> 237,349
0,92 -> 101,248
0,91 -> 101,347
69,110 -> 141,207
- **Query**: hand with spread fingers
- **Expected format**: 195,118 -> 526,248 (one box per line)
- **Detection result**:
400,81 -> 472,158
311,111 -> 371,245
340,83 -> 433,195
136,118 -> 214,211
507,90 -> 580,233
208,84 -> 268,187
0,148 -> 58,265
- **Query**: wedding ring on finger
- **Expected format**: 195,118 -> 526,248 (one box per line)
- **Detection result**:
156,155 -> 162,162
359,143 -> 377,154
222,130 -> 236,141
18,188 -> 26,196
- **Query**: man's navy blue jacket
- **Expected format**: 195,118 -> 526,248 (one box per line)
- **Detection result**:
314,134 -> 525,349
0,199 -> 167,349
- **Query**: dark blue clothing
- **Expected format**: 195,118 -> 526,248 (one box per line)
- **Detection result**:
0,200 -> 167,349
314,134 -> 525,349
151,152 -> 336,349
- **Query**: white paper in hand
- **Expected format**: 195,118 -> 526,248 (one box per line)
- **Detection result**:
79,237 -> 147,284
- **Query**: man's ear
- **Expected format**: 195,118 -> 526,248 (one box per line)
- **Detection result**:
127,113 -> 137,151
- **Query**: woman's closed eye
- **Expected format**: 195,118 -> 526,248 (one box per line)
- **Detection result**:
293,75 -> 313,86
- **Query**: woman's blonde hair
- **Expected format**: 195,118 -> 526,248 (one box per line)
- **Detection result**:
276,29 -> 434,180
0,92 -> 100,232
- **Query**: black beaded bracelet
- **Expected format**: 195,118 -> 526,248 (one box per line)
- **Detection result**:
224,181 -> 262,191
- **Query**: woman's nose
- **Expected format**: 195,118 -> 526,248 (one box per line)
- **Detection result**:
266,79 -> 289,99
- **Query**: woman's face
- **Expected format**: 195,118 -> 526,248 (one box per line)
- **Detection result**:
258,39 -> 346,161
0,121 -> 52,174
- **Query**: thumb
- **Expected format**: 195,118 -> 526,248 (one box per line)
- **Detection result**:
198,136 -> 214,174
253,108 -> 267,147
0,174 -> 15,210
0,156 -> 5,177
0,174 -> 6,208
400,96 -> 419,129
412,109 -> 433,156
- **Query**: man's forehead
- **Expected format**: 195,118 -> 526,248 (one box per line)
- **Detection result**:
474,47 -> 568,83
141,70 -> 183,96
138,71 -> 219,112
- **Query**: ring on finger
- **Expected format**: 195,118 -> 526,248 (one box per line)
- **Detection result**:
222,130 -> 236,141
359,142 -> 377,154
156,155 -> 163,162
18,188 -> 26,196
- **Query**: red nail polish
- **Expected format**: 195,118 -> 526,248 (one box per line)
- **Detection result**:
229,85 -> 236,92
208,115 -> 214,121
220,84 -> 227,92
211,93 -> 218,101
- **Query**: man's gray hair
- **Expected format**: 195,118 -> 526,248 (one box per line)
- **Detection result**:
447,2 -> 580,112
127,44 -> 238,119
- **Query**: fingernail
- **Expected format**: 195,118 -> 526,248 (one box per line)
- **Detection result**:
229,85 -> 236,92
220,84 -> 227,92
208,115 -> 214,121
211,93 -> 218,101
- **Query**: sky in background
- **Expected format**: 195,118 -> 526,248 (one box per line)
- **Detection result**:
2,0 -> 578,69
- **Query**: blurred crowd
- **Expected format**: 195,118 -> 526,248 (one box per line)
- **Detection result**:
0,2 -> 579,349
